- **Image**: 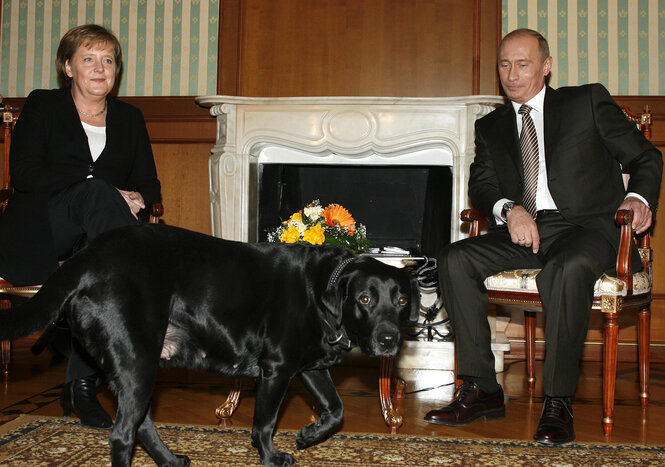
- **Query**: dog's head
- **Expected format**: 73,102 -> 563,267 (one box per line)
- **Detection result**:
322,256 -> 419,356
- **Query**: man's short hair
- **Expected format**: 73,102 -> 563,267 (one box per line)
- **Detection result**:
498,28 -> 550,61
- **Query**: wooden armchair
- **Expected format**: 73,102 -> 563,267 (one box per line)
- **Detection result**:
459,105 -> 654,436
0,96 -> 163,379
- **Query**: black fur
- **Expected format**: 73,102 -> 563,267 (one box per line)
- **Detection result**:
0,223 -> 419,467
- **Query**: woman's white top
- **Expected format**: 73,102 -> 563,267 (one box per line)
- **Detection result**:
81,121 -> 106,162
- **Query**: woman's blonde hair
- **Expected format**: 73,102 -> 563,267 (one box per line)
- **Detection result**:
55,24 -> 122,88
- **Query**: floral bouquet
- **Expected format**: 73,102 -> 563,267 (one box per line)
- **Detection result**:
266,200 -> 371,254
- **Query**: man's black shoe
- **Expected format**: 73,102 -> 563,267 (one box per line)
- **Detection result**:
533,396 -> 575,444
423,381 -> 505,426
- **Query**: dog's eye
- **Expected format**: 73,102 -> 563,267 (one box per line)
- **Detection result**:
397,296 -> 408,306
359,295 -> 371,305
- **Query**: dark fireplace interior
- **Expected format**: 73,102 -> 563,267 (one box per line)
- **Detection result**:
258,164 -> 452,257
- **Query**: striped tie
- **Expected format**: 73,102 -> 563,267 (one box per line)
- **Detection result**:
519,104 -> 539,218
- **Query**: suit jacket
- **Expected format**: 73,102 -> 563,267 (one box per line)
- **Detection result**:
469,83 -> 662,256
0,87 -> 161,285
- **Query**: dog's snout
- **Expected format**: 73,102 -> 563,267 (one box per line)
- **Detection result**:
378,332 -> 398,348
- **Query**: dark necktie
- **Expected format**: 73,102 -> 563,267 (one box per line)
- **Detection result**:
519,104 -> 539,217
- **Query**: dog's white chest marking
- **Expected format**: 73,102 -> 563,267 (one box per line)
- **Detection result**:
160,325 -> 179,360
161,324 -> 207,360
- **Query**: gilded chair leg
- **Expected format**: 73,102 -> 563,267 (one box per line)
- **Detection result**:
524,311 -> 536,392
379,356 -> 402,434
216,378 -> 242,426
602,311 -> 619,436
638,307 -> 651,409
1,340 -> 10,378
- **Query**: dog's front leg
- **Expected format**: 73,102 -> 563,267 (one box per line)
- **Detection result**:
251,375 -> 296,467
296,369 -> 343,449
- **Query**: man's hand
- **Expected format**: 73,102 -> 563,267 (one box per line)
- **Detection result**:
117,189 -> 145,219
618,196 -> 653,234
506,205 -> 540,253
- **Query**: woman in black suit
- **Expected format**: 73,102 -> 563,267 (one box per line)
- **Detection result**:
0,25 -> 161,429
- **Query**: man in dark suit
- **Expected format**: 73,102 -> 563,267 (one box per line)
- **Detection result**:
424,29 -> 662,444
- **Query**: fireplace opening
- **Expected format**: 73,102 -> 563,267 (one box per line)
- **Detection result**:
258,164 -> 452,257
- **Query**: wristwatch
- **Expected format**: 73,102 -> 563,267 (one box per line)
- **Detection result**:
501,201 -> 516,219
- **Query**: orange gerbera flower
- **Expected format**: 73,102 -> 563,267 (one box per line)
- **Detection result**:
323,204 -> 356,235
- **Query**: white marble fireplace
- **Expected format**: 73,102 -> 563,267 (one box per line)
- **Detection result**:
195,95 -> 504,244
195,95 -> 509,399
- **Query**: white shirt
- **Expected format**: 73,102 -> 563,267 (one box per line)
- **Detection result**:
81,121 -> 106,163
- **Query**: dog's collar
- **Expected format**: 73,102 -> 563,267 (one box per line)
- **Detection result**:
327,257 -> 355,289
324,256 -> 356,349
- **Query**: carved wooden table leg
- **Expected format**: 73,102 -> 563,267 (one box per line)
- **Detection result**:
216,378 -> 242,426
1,340 -> 9,379
379,356 -> 403,434
1,298 -> 10,379
393,376 -> 406,399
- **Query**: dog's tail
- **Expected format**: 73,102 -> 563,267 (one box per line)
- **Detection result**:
0,279 -> 69,342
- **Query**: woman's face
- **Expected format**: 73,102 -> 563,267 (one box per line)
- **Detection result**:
65,42 -> 117,100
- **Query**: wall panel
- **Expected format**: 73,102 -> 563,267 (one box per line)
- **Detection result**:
235,0 -> 485,97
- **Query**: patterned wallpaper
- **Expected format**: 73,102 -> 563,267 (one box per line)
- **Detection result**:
2,1 -> 663,97
502,0 -> 665,95
0,0 -> 219,97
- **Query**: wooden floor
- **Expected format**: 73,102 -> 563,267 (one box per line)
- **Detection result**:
2,335 -> 664,446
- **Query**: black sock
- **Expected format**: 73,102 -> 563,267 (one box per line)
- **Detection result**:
467,376 -> 500,393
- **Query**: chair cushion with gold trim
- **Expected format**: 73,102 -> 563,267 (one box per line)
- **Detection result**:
484,269 -> 650,297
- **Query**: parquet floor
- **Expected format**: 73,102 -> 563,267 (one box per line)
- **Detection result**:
2,334 -> 664,446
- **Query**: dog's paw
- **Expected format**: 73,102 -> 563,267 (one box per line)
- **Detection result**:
162,454 -> 190,466
296,420 -> 336,450
260,451 -> 296,466
296,426 -> 319,450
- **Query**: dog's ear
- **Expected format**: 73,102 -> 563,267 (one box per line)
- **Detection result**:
405,278 -> 421,322
321,281 -> 344,326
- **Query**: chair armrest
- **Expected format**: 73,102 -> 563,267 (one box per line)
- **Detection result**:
614,209 -> 635,290
149,202 -> 164,224
460,208 -> 484,237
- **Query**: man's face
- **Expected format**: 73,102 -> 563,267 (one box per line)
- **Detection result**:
498,34 -> 552,104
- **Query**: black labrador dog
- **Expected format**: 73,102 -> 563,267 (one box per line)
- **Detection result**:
0,223 -> 418,467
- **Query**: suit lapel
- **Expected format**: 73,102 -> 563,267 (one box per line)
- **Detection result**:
543,86 -> 561,169
491,103 -> 522,179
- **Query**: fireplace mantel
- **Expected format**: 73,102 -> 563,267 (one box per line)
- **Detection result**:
195,95 -> 505,242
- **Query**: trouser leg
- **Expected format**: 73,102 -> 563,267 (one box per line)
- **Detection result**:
48,178 -> 138,259
438,231 -> 542,379
536,217 -> 616,397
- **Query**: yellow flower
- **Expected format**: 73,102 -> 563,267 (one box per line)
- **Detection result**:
280,225 -> 300,243
290,212 -> 302,223
303,223 -> 325,245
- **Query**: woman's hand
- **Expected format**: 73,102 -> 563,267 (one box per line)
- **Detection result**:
117,189 -> 145,219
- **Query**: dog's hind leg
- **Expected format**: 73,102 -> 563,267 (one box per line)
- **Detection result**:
107,365 -> 184,466
251,376 -> 296,467
136,407 -> 190,466
295,369 -> 344,449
